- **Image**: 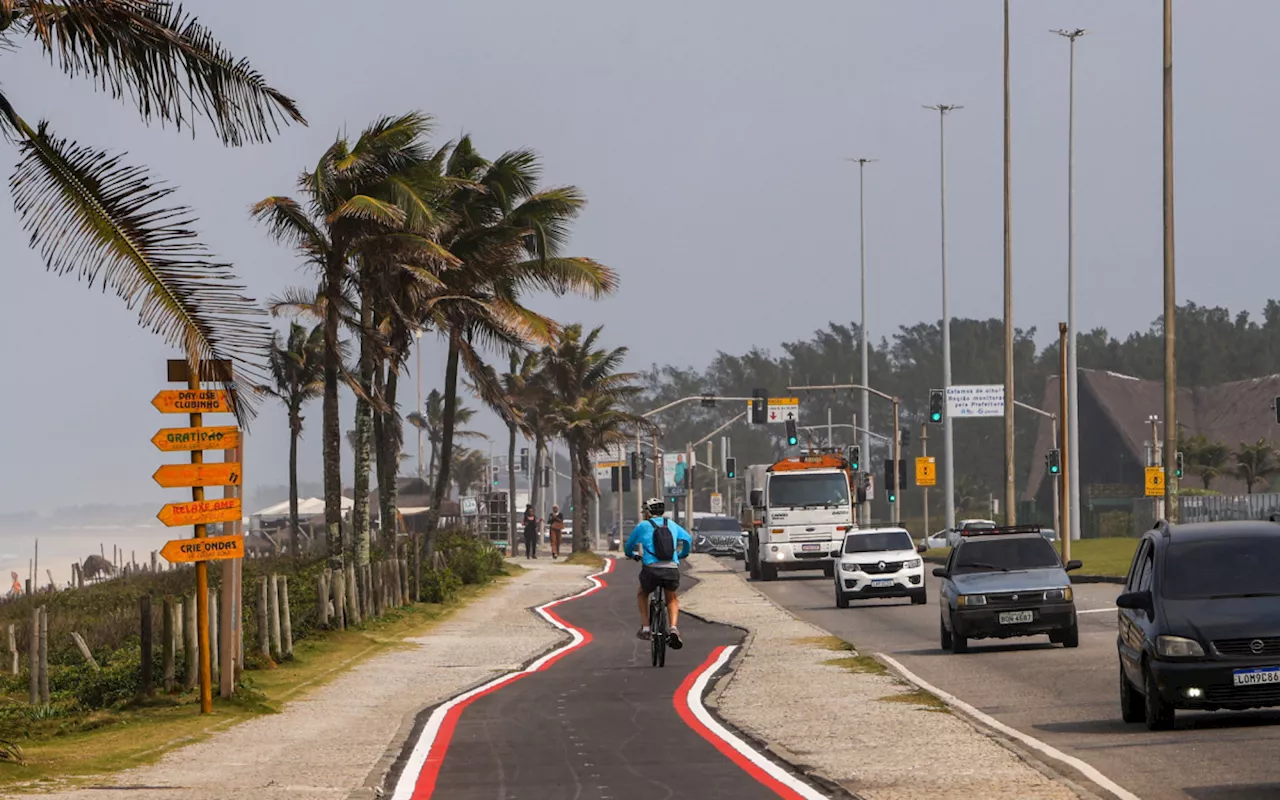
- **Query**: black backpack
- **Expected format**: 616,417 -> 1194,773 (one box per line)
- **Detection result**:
651,518 -> 676,561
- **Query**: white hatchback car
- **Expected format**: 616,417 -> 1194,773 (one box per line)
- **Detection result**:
834,527 -> 927,608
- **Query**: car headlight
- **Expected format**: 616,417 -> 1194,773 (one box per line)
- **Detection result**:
1044,587 -> 1072,601
1156,635 -> 1205,658
840,562 -> 858,573
957,594 -> 986,607
905,558 -> 922,569
696,536 -> 709,545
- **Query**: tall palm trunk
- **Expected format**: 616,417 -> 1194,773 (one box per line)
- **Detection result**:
575,445 -> 594,552
372,363 -> 387,552
568,438 -> 584,553
377,362 -> 400,547
531,433 -> 545,518
507,421 -> 518,545
288,406 -> 302,558
351,284 -> 375,569
322,256 -> 345,570
426,330 -> 462,556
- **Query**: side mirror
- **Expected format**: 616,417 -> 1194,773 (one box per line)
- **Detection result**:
931,567 -> 949,579
1064,559 -> 1083,572
917,543 -> 928,554
749,489 -> 764,509
1115,591 -> 1152,612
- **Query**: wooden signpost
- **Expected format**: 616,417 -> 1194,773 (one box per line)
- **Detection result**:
154,358 -> 242,715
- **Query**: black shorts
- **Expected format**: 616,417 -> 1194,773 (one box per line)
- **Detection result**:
639,564 -> 681,594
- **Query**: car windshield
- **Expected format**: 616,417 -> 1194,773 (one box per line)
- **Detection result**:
952,537 -> 1061,573
768,473 -> 849,507
1163,537 -> 1280,599
696,518 -> 741,532
844,531 -> 913,553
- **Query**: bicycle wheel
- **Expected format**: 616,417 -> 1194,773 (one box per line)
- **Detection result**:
654,591 -> 668,667
649,593 -> 662,667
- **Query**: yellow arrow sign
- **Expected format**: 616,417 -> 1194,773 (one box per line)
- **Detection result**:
915,456 -> 937,487
153,463 -> 242,488
152,390 -> 232,414
161,535 -> 245,564
152,426 -> 241,452
157,498 -> 242,527
1145,466 -> 1165,497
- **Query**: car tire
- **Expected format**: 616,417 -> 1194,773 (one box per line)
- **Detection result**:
949,616 -> 968,654
836,582 -> 850,609
761,562 -> 778,582
1061,623 -> 1079,648
1120,665 -> 1146,724
1143,665 -> 1175,731
940,618 -> 953,651
822,562 -> 835,578
911,589 -> 927,605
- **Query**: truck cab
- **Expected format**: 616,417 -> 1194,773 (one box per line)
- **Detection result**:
743,452 -> 857,581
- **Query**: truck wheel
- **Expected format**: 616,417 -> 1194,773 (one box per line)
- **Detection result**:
761,562 -> 778,581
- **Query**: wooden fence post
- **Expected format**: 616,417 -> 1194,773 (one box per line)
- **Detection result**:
256,577 -> 270,660
140,595 -> 153,696
28,609 -> 38,705
208,588 -> 219,685
70,633 -> 99,670
317,570 -> 330,628
332,568 -> 346,631
6,624 -> 16,677
174,598 -> 184,653
163,597 -> 176,692
372,561 -> 384,618
278,577 -> 293,659
363,565 -> 373,618
345,562 -> 361,627
268,574 -> 282,660
399,559 -> 409,607
38,607 -> 50,705
183,594 -> 198,690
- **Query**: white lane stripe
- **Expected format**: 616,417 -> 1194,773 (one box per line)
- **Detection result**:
1079,607 -> 1118,615
389,559 -> 614,800
876,653 -> 1141,800
685,645 -> 828,800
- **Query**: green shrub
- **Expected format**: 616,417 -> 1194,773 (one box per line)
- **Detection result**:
419,568 -> 462,604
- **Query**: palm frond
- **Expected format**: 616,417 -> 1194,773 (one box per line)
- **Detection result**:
19,0 -> 305,145
9,119 -> 269,422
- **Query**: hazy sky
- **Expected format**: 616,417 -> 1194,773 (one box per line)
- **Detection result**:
3,0 -> 1278,514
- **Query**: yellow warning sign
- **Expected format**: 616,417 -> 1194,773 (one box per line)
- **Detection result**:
1145,466 -> 1165,497
915,457 -> 937,487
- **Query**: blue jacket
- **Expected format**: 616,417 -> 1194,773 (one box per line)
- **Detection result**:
625,517 -> 692,566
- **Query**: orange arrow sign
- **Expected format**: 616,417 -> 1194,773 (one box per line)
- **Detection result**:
160,535 -> 245,564
153,463 -> 242,488
157,498 -> 242,527
152,390 -> 232,414
151,426 -> 241,452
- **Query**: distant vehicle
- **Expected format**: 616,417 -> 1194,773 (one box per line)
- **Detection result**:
834,527 -> 926,608
692,516 -> 745,558
923,529 -> 951,550
743,451 -> 856,581
1116,520 -> 1280,731
609,519 -> 637,551
945,518 -> 998,548
1039,528 -> 1058,542
934,524 -> 1082,654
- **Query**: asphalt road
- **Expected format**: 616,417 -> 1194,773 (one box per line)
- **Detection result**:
411,560 -> 809,800
737,561 -> 1280,800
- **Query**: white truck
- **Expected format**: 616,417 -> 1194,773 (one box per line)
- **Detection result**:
741,451 -> 857,581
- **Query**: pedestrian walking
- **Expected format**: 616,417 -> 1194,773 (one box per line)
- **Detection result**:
548,505 -> 565,559
522,505 -> 538,559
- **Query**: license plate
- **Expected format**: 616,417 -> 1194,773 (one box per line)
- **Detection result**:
871,579 -> 893,588
801,543 -> 821,552
999,611 -> 1034,625
1233,667 -> 1280,687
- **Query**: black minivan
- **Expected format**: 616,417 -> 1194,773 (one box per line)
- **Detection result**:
1116,520 -> 1280,730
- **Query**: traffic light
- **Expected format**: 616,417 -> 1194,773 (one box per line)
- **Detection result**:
751,389 -> 768,424
785,419 -> 798,446
1274,395 -> 1280,424
542,466 -> 550,487
900,429 -> 911,449
519,448 -> 529,473
492,465 -> 500,487
725,457 -> 737,479
1175,451 -> 1184,479
849,445 -> 860,471
1046,448 -> 1061,475
929,389 -> 945,424
701,393 -> 717,408
630,451 -> 639,477
884,458 -> 897,503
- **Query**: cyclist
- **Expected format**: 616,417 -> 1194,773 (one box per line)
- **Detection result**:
624,498 -> 693,648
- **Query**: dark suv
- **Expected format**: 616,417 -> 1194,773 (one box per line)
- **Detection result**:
1116,520 -> 1280,730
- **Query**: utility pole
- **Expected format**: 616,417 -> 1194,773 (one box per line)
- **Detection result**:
924,104 -> 961,536
1053,27 -> 1087,543
1058,323 -> 1071,563
849,157 -> 876,529
1002,0 -> 1017,526
415,329 -> 424,481
921,423 -> 929,535
1162,0 -> 1179,521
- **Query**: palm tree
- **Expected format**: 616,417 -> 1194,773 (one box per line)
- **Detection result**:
1232,439 -> 1279,494
418,140 -> 618,554
1184,434 -> 1231,491
471,351 -> 548,544
406,390 -> 487,485
3,2 -> 303,412
542,325 -> 652,552
257,323 -> 324,556
451,449 -> 490,498
254,113 -> 452,569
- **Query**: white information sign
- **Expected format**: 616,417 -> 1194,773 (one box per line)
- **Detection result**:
662,452 -> 696,496
709,492 -> 723,514
946,385 -> 1006,418
767,397 -> 799,424
460,496 -> 478,516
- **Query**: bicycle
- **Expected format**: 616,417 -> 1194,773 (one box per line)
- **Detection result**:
649,584 -> 669,668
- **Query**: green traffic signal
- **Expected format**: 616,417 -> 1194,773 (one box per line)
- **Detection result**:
785,418 -> 798,446
887,492 -> 896,503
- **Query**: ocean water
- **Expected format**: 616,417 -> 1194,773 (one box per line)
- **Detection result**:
3,524 -> 175,591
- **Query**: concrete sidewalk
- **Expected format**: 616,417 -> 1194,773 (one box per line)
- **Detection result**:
680,555 -> 1090,800
13,560 -> 593,800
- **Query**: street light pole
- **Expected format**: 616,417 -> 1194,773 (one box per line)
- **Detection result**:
848,157 -> 876,527
1053,27 -> 1087,542
1162,0 -> 1179,521
1003,0 -> 1017,526
924,104 -> 961,536
415,330 -> 424,481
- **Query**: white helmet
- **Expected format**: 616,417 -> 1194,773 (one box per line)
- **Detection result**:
644,497 -> 666,517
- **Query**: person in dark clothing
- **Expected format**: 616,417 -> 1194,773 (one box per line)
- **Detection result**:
522,505 -> 539,559
548,505 -> 565,559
